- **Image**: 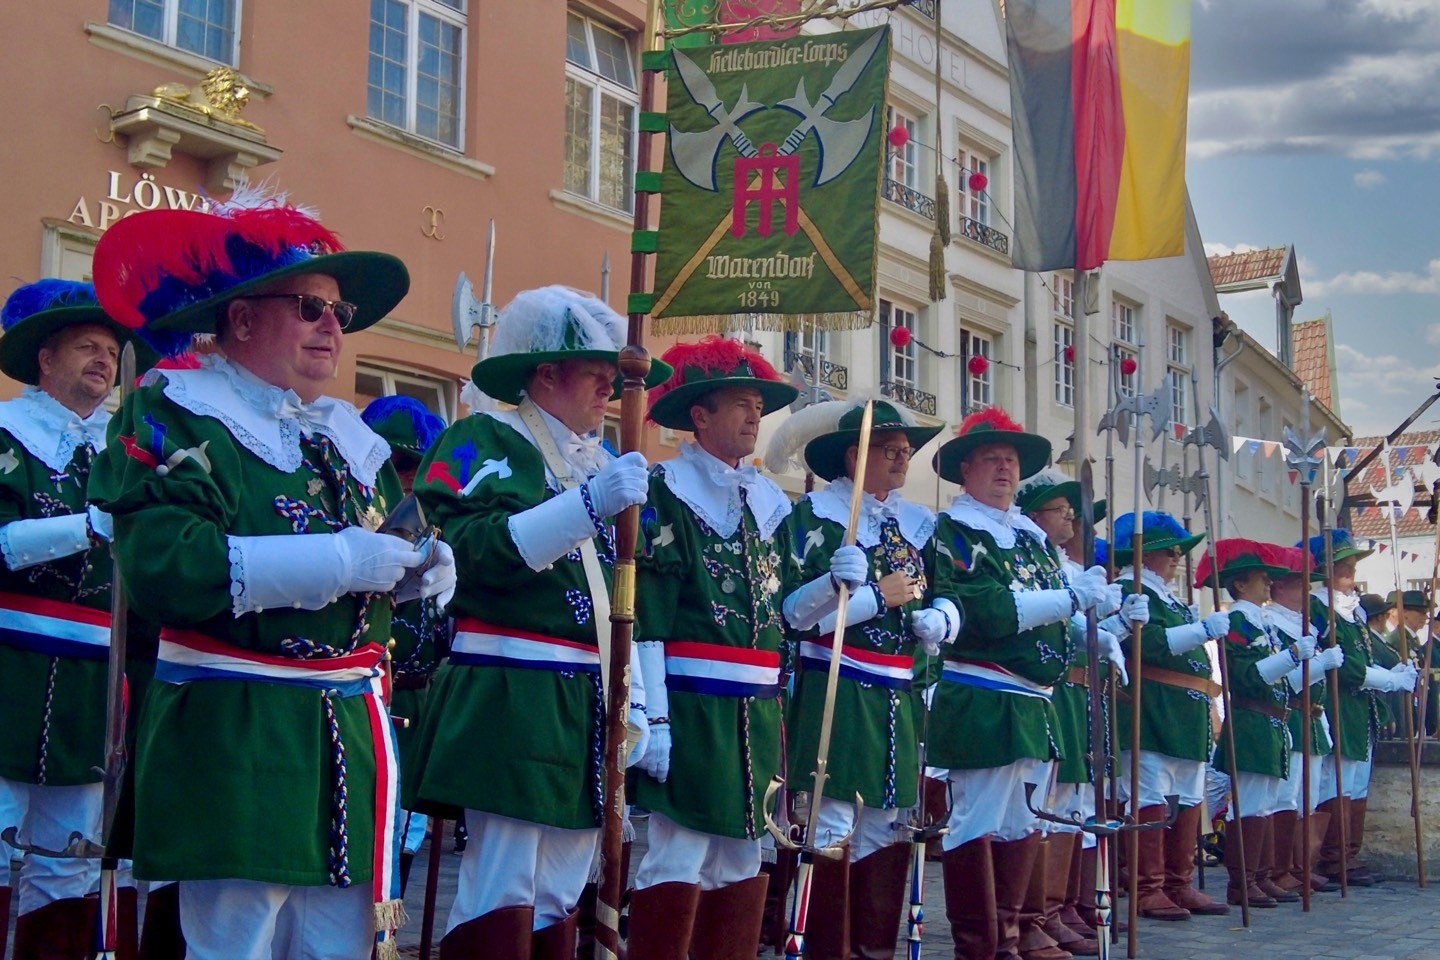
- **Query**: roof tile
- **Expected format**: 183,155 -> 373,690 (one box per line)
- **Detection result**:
1207,247 -> 1289,288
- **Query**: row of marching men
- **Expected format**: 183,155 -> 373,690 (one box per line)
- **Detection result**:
0,186 -> 1414,960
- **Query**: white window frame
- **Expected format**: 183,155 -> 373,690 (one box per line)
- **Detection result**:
1234,383 -> 1253,484
108,0 -> 241,64
962,328 -> 993,410
1166,323 -> 1190,428
887,302 -> 920,392
1051,273 -> 1073,318
1054,322 -> 1074,408
885,106 -> 920,190
957,145 -> 991,225
1113,299 -> 1138,397
367,0 -> 468,151
565,11 -> 639,213
354,363 -> 457,424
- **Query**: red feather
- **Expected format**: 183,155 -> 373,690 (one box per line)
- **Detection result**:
955,406 -> 1024,438
648,336 -> 782,408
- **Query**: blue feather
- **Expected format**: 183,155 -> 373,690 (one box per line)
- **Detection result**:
360,395 -> 446,452
1113,510 -> 1190,546
2,280 -> 97,331
1094,537 -> 1109,568
1297,529 -> 1362,566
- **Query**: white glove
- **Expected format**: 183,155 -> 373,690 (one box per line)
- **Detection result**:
911,608 -> 946,656
395,538 -> 457,611
641,723 -> 672,781
1067,565 -> 1111,611
584,451 -> 649,518
1391,662 -> 1420,692
508,487 -> 599,572
228,528 -> 421,615
1361,664 -> 1413,693
1290,634 -> 1317,662
1165,622 -> 1210,655
828,544 -> 868,590
1258,648 -> 1301,685
1097,582 -> 1124,618
626,705 -> 651,769
0,513 -> 91,570
335,527 -> 424,593
1119,593 -> 1150,626
1201,611 -> 1230,640
1096,627 -> 1129,685
1014,589 -> 1075,633
86,506 -> 113,542
635,642 -> 671,780
1314,645 -> 1345,672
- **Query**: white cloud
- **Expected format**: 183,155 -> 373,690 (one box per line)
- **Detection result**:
1335,343 -> 1440,397
1354,168 -> 1387,189
1308,260 -> 1440,296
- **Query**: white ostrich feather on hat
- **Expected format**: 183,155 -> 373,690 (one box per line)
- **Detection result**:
1014,467 -> 1073,502
208,176 -> 321,221
489,285 -> 624,360
762,392 -> 915,474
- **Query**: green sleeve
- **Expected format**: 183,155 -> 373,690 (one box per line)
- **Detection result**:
635,473 -> 690,644
1135,590 -> 1179,661
1373,632 -> 1402,668
931,517 -> 1021,647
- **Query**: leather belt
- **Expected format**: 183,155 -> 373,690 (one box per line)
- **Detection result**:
1121,666 -> 1222,699
392,673 -> 430,692
1287,698 -> 1324,717
1231,695 -> 1289,722
1065,665 -> 1089,688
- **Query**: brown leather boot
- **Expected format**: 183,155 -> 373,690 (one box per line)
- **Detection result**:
1059,834 -> 1088,935
1224,817 -> 1277,909
993,834 -> 1043,960
1345,797 -> 1379,886
1269,810 -> 1301,892
1068,843 -> 1125,934
12,898 -> 99,960
1254,816 -> 1299,903
138,882 -> 184,960
440,905 -> 534,960
943,838 -> 997,960
1132,805 -> 1188,921
1163,804 -> 1228,916
1316,797 -> 1346,881
0,885 -> 10,960
626,881 -> 701,959
690,875 -> 769,960
802,847 -> 850,960
1301,810 -> 1336,892
116,886 -> 140,960
849,843 -> 910,960
1041,835 -> 1096,957
924,777 -> 950,862
577,840 -> 631,960
1017,836 -> 1071,960
760,849 -> 799,953
532,910 -> 578,960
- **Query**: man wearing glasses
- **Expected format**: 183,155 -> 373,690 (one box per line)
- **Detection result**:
768,397 -> 953,958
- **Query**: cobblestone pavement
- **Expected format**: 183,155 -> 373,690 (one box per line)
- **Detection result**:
394,817 -> 1440,960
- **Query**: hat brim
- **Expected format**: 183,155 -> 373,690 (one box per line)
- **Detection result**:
0,306 -> 159,385
471,351 -> 675,406
1331,546 -> 1375,563
804,423 -> 945,483
933,432 -> 1051,485
648,377 -> 799,431
1114,531 -> 1206,567
147,248 -> 410,338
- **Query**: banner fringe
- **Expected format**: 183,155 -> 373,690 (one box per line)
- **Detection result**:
651,311 -> 873,336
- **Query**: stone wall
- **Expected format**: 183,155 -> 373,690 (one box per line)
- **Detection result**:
1363,741 -> 1440,882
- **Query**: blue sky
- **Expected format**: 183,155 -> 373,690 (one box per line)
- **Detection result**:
1185,0 -> 1440,438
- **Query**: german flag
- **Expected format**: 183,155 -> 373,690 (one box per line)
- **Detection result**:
1005,0 -> 1191,272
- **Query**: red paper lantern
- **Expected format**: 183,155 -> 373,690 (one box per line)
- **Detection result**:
1064,345 -> 1075,364
888,124 -> 910,150
1120,356 -> 1138,376
968,172 -> 989,193
967,355 -> 989,377
889,325 -> 912,349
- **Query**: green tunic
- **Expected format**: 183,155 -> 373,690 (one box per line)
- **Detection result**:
389,597 -> 446,771
1213,605 -> 1289,779
89,375 -> 397,886
928,502 -> 1066,771
632,462 -> 792,839
1314,595 -> 1379,762
1268,604 -> 1331,757
0,426 -> 111,787
784,491 -> 931,810
1116,576 -> 1213,762
406,413 -> 610,829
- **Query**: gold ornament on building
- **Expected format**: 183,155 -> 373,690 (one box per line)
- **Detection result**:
151,67 -> 260,131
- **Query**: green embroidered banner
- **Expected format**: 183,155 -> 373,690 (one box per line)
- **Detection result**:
651,26 -> 890,333
664,1 -> 718,49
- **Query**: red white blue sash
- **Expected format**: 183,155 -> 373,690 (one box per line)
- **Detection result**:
156,629 -> 384,696
799,638 -> 914,691
941,659 -> 1053,700
665,641 -> 782,699
451,618 -> 601,674
0,592 -> 111,661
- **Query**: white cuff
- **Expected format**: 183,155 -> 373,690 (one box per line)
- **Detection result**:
1361,665 -> 1395,693
1257,649 -> 1298,685
1013,589 -> 1074,633
628,638 -> 648,715
637,641 -> 668,720
1165,622 -> 1209,656
931,597 -> 962,644
0,514 -> 91,571
506,488 -> 596,572
816,582 -> 881,635
227,534 -> 348,615
783,573 -> 841,631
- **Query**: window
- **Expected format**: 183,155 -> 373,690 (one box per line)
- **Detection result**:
1257,397 -> 1274,493
783,325 -> 829,374
354,365 -> 456,424
367,0 -> 466,150
1166,323 -> 1190,428
956,146 -> 991,225
1112,299 -> 1138,397
565,12 -> 638,213
1051,273 -> 1073,319
1054,322 -> 1074,407
1234,382 -> 1252,483
109,0 -> 239,63
886,304 -> 919,393
885,106 -> 920,189
963,329 -> 993,410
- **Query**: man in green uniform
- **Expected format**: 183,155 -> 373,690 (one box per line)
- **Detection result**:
927,409 -> 1112,960
1112,510 -> 1230,920
1304,532 -> 1416,888
0,280 -> 153,957
1384,590 -> 1429,738
359,394 -> 448,893
89,200 -> 455,959
769,398 -> 952,959
1192,541 -> 1309,908
624,337 -> 798,958
407,286 -> 670,958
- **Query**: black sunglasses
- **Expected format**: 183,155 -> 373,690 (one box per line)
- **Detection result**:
241,293 -> 358,329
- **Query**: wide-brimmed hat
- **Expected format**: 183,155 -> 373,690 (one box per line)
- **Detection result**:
1267,545 -> 1326,583
647,336 -> 796,431
1360,593 -> 1394,621
0,279 -> 158,385
471,286 -> 672,405
1112,511 -> 1205,567
791,399 -> 943,483
361,395 -> 446,465
1387,589 -> 1429,613
1014,466 -> 1107,523
1298,529 -> 1374,570
1193,538 -> 1291,590
91,197 -> 409,358
934,408 -> 1051,485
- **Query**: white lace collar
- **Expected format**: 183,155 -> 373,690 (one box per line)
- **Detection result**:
1311,586 -> 1363,625
808,476 -> 935,550
659,441 -> 789,540
487,403 -> 613,488
0,387 -> 111,472
944,492 -> 1046,550
1265,602 -> 1305,639
145,354 -> 390,487
1118,565 -> 1185,607
1229,598 -> 1268,632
